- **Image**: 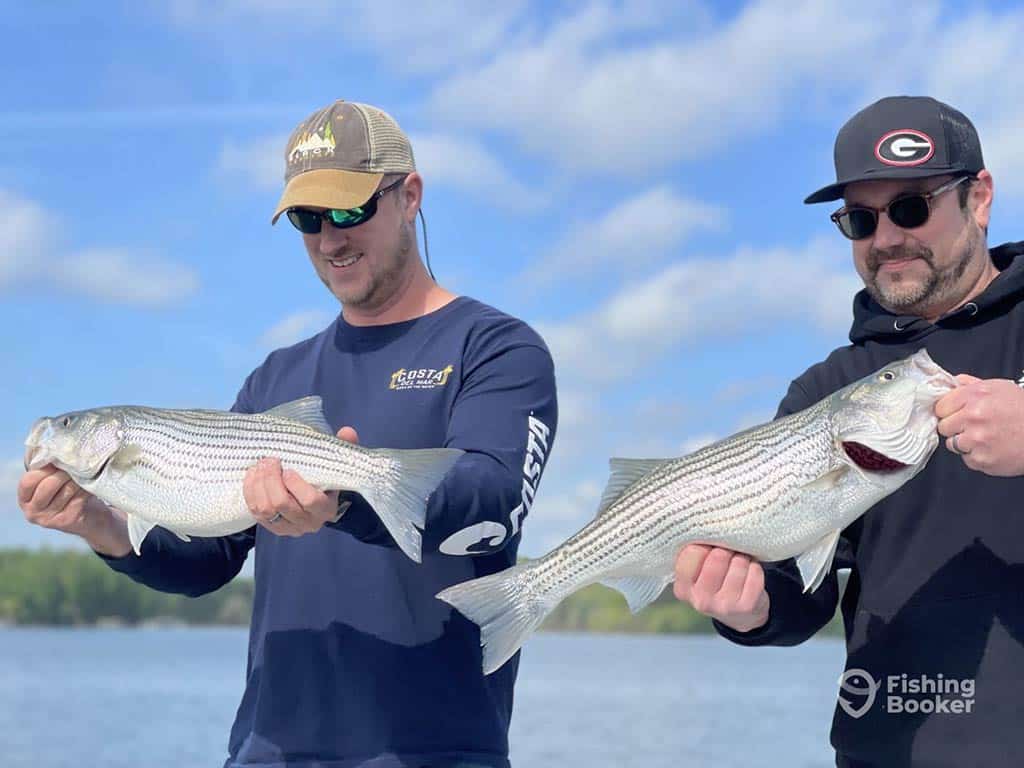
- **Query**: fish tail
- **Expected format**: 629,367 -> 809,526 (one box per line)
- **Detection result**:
436,561 -> 555,675
361,447 -> 463,563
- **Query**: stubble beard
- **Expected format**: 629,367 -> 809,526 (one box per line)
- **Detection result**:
333,222 -> 415,310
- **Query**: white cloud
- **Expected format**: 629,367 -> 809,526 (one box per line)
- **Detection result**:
217,134 -> 286,190
0,191 -> 50,288
535,185 -> 726,281
538,236 -> 860,382
170,1 -> 1024,202
0,189 -> 199,307
914,9 -> 1024,198
428,0 -> 903,174
167,1 -> 529,76
411,133 -> 540,211
260,309 -> 335,349
337,1 -> 530,76
421,0 -> 1024,194
52,248 -> 199,307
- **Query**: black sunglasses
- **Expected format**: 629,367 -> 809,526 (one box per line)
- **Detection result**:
830,175 -> 973,240
286,176 -> 407,234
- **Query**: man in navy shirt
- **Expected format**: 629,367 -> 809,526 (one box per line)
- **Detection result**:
19,99 -> 558,768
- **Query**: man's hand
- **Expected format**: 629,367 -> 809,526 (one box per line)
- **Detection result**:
245,426 -> 359,537
18,466 -> 131,557
673,544 -> 770,633
935,374 -> 1024,476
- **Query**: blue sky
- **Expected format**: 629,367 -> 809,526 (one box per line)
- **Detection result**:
4,0 -> 1024,555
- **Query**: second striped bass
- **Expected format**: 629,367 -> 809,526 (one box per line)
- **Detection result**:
23,396 -> 461,562
438,350 -> 956,673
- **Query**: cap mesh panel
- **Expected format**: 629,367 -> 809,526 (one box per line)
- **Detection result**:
353,103 -> 415,172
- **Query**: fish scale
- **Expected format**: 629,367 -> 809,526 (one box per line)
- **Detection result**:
438,350 -> 959,674
536,402 -> 835,590
24,396 -> 463,562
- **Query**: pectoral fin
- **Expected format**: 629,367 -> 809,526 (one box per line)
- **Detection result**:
799,465 -> 849,494
126,514 -> 158,556
108,444 -> 144,471
796,529 -> 841,593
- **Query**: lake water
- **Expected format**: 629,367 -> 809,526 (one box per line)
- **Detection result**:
0,628 -> 845,767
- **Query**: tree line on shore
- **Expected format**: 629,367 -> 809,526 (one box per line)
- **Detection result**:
0,549 -> 842,635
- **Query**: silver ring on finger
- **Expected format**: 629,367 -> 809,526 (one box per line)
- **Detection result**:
268,512 -> 284,524
952,432 -> 970,455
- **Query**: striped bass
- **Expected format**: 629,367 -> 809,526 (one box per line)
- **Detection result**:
438,349 -> 957,674
23,396 -> 462,562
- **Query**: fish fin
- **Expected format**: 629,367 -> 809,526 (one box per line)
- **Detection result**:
436,561 -> 554,675
796,529 -> 841,593
171,530 -> 192,544
108,444 -> 144,471
600,574 -> 673,613
799,465 -> 850,494
125,514 -> 157,556
263,396 -> 333,435
360,447 -> 464,563
597,458 -> 669,515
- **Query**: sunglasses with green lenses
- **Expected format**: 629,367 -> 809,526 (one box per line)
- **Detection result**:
830,175 -> 973,241
286,176 -> 407,234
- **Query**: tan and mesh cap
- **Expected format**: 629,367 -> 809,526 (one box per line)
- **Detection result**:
271,100 -> 416,224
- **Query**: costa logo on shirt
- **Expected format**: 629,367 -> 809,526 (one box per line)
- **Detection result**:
875,130 -> 935,167
389,365 -> 455,391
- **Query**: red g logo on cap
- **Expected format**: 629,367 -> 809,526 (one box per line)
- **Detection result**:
875,130 -> 935,166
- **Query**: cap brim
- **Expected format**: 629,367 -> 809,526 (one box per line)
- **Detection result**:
271,169 -> 383,223
804,166 -> 968,205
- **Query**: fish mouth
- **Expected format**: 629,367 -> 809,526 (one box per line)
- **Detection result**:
24,444 -> 45,471
842,441 -> 908,473
24,418 -> 51,470
909,349 -> 958,398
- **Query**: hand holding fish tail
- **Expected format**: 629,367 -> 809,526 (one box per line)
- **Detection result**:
18,466 -> 132,557
673,544 -> 770,633
243,426 -> 357,536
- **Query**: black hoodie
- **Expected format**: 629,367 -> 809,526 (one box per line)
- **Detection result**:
716,242 -> 1024,767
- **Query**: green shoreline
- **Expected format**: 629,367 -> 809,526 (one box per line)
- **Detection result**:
0,549 -> 843,636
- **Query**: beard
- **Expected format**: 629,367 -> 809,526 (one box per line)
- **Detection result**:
864,227 -> 979,315
332,221 -> 415,309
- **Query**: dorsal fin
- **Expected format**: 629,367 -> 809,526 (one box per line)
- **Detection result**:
263,396 -> 333,435
596,458 -> 670,516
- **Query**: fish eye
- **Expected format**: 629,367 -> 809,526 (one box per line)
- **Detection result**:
61,416 -> 73,427
879,371 -> 896,382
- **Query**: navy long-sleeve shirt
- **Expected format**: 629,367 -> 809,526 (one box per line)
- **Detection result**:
102,297 -> 558,768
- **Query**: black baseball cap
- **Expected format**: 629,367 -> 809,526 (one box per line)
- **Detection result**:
804,96 -> 985,204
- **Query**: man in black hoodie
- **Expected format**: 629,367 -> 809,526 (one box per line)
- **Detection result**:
673,96 -> 1024,766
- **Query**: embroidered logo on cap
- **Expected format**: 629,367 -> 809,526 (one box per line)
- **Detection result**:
875,130 -> 935,167
289,119 -> 337,165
